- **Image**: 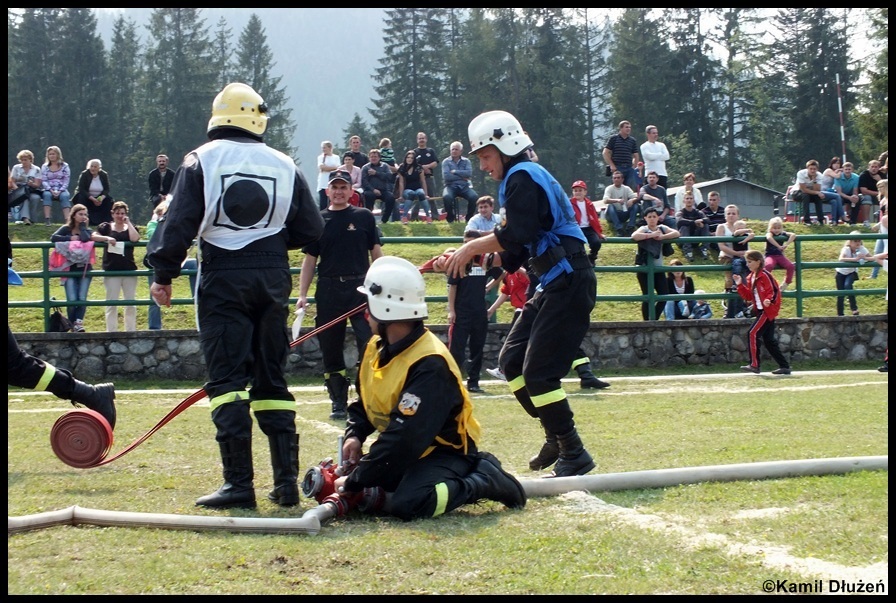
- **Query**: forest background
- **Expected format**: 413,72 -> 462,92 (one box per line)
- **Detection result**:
7,8 -> 889,225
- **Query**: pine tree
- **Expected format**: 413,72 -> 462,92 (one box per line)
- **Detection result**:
232,14 -> 297,159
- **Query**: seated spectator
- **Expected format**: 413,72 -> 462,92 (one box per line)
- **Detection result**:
820,156 -> 846,225
834,162 -> 862,225
337,152 -> 364,208
697,190 -> 726,253
40,145 -> 72,225
72,158 -> 114,226
675,191 -> 709,261
394,149 -> 430,223
690,290 -> 713,319
664,258 -> 695,320
792,159 -> 827,225
465,195 -> 501,235
763,217 -> 796,291
361,149 -> 396,223
673,172 -> 704,214
603,171 -> 639,235
857,159 -> 884,226
10,149 -> 43,225
442,141 -> 479,223
638,170 -> 674,229
717,205 -> 754,319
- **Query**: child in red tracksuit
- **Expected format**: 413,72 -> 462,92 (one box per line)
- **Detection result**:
733,249 -> 792,375
570,180 -> 605,264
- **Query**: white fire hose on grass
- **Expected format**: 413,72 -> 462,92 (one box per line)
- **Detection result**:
8,456 -> 887,535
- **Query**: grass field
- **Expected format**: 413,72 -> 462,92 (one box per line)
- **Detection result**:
8,369 -> 888,595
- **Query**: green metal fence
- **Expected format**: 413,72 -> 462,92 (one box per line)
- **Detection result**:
10,232 -> 887,329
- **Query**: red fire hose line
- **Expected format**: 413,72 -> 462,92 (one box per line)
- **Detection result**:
50,302 -> 369,469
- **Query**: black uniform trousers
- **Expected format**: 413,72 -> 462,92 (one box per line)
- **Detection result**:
499,263 -> 596,436
314,276 -> 372,374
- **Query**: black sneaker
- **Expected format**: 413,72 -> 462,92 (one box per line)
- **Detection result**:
771,367 -> 792,375
878,364 -> 888,373
467,384 -> 485,394
740,365 -> 760,374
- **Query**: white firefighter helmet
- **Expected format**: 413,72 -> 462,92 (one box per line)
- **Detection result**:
357,256 -> 428,323
467,110 -> 533,156
207,82 -> 268,136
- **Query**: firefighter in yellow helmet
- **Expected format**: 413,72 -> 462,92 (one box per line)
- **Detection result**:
148,83 -> 325,509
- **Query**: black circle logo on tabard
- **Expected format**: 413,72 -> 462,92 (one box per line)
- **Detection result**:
221,178 -> 269,227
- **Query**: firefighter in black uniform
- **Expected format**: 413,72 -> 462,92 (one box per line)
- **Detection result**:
443,110 -> 596,478
296,170 -> 383,421
332,256 -> 526,520
147,83 -> 325,509
8,258 -> 116,428
447,230 -> 489,393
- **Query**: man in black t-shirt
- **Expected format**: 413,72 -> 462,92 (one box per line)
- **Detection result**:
297,170 -> 383,421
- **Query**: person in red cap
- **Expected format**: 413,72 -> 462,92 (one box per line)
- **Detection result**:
569,180 -> 604,265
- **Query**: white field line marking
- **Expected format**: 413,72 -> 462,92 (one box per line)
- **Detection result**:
554,491 -> 889,591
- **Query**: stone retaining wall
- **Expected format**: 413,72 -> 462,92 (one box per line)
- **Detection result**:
13,315 -> 887,383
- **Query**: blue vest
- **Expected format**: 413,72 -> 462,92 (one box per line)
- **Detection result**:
498,162 -> 585,289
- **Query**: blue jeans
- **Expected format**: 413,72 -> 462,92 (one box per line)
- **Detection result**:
618,165 -> 641,190
870,237 -> 886,278
664,300 -> 695,320
606,203 -> 638,230
835,271 -> 858,315
403,189 -> 430,220
42,190 -> 72,210
63,272 -> 92,322
822,191 -> 844,223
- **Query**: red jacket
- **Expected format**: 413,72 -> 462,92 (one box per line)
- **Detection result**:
736,268 -> 782,319
570,196 -> 603,236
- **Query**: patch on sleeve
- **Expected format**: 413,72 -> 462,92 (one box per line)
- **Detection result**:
398,392 -> 421,416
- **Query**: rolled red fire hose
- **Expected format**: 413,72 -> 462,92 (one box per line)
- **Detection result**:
50,303 -> 369,468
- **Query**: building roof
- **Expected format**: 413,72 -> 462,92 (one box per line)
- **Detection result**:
666,177 -> 784,198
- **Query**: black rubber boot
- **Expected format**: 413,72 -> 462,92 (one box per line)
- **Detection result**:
575,364 -> 610,390
196,438 -> 257,509
266,432 -> 300,507
70,380 -> 117,429
549,428 -> 595,478
324,373 -> 350,420
464,452 -> 527,509
529,426 -> 560,471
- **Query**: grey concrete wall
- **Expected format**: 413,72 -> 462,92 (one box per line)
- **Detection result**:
12,315 -> 887,384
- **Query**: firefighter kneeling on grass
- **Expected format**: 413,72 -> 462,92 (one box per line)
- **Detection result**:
331,256 -> 526,520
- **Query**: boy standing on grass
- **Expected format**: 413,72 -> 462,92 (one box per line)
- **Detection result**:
733,250 -> 791,375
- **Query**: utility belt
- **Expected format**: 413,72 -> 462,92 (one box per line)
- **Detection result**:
319,274 -> 365,282
527,237 -> 589,277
